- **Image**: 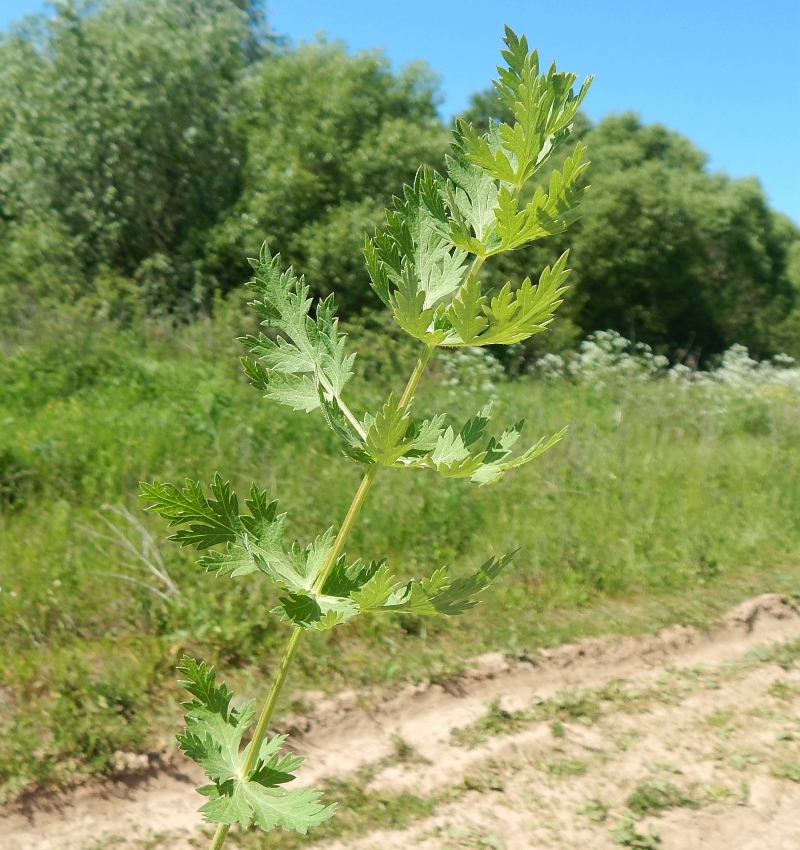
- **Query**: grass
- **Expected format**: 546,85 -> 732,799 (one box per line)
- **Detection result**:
2,305 -> 800,802
625,780 -> 699,816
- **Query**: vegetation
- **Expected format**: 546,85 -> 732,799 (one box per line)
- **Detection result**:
1,1 -> 800,845
1,0 -> 798,356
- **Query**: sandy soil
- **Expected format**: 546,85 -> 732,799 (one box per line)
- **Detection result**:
3,593 -> 800,850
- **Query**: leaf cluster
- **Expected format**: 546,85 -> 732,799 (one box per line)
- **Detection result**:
142,474 -> 515,631
176,657 -> 335,832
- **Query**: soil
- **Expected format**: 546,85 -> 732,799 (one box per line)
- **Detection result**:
3,592 -> 800,850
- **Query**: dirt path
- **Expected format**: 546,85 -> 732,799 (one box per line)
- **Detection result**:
3,593 -> 800,850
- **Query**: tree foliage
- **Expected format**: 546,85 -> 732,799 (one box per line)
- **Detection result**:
461,93 -> 798,359
0,1 -> 797,357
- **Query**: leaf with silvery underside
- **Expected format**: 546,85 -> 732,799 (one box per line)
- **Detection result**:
176,657 -> 334,833
367,170 -> 469,343
271,558 -> 387,630
317,390 -> 372,464
443,151 -> 501,254
397,408 -> 566,486
271,591 -> 360,631
240,245 -> 356,419
388,262 -> 448,344
357,553 -> 515,616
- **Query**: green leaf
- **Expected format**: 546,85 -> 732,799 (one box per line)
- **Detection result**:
200,779 -> 335,833
141,474 -> 242,549
351,563 -> 402,610
241,245 -> 359,451
177,657 -> 334,833
444,151 -> 501,247
445,274 -> 488,344
364,393 -> 415,466
271,590 -> 359,631
374,552 -> 515,615
398,409 -> 565,486
142,479 -> 338,593
370,168 -> 469,342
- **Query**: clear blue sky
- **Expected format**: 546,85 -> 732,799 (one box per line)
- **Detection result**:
3,0 -> 799,224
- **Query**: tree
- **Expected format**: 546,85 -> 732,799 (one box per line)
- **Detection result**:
206,40 -> 450,312
0,0 -> 260,311
458,97 -> 798,359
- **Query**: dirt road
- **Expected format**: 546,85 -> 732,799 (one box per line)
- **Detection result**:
4,593 -> 800,850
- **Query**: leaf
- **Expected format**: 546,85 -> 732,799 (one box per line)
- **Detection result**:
372,552 -> 515,616
444,150 -> 500,246
241,245 -> 360,452
141,474 -> 242,549
200,779 -> 335,833
142,479 -> 338,592
445,274 -> 488,344
177,657 -> 334,833
398,409 -> 565,486
350,563 -> 402,610
369,168 -> 469,342
321,557 -> 384,598
364,393 -> 415,466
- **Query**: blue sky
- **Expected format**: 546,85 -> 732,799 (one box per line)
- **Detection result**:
2,0 -> 799,224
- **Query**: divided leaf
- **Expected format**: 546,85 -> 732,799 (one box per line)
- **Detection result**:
358,552 -> 516,616
240,245 -> 363,454
177,658 -> 334,833
142,479 -> 335,591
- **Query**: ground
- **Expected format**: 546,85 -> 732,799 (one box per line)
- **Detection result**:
3,594 -> 800,850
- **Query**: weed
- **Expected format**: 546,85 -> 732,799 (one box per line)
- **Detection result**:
610,818 -> 661,848
768,679 -> 800,701
135,28 -> 592,850
625,780 -> 698,816
540,756 -> 587,777
771,761 -> 800,783
580,798 -> 609,822
451,698 -> 530,747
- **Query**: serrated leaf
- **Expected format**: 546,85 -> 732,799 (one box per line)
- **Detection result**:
351,563 -> 402,610
445,274 -> 488,344
374,553 -> 514,616
141,475 -> 242,549
177,657 -> 332,833
271,589 -> 359,631
200,779 -> 335,833
241,245 -> 360,455
364,393 -> 415,466
142,479 -> 338,593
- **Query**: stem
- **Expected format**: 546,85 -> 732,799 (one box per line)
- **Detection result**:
208,825 -> 230,850
207,343 -> 438,850
398,343 -> 435,409
241,625 -> 304,776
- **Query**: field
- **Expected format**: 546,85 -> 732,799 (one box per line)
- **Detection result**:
1,306 -> 800,828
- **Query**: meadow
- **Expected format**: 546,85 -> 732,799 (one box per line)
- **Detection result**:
1,303 -> 799,807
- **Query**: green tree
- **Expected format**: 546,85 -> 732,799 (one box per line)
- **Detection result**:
207,40 -> 450,312
457,98 -> 798,360
0,0 -> 260,311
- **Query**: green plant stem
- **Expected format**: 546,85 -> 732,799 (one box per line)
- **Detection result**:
208,824 -> 230,850
206,342 -> 437,850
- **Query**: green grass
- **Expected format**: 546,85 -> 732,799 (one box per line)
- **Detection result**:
2,307 -> 800,801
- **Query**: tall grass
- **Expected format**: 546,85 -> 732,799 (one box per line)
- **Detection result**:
1,308 -> 799,801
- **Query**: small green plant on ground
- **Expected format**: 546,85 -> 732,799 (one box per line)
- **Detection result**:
610,818 -> 662,848
140,27 -> 591,850
625,779 -> 699,816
